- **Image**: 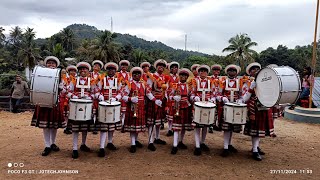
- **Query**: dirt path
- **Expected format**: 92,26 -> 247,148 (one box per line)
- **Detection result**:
0,111 -> 319,180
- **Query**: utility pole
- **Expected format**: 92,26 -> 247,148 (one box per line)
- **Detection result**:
185,34 -> 187,51
111,16 -> 113,33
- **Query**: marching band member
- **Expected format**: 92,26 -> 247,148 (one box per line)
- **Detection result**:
190,65 -> 216,156
242,62 -> 275,161
209,64 -> 223,133
95,62 -> 122,157
168,68 -> 193,154
189,64 -> 200,89
146,59 -> 167,151
122,67 -> 158,153
166,61 -> 180,137
117,60 -> 131,132
140,61 -> 153,88
218,64 -> 243,157
63,65 -> 78,134
191,64 -> 200,78
90,60 -> 104,135
67,62 -> 94,159
31,56 -> 66,156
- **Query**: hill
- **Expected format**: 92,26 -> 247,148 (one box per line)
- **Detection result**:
35,23 -> 212,61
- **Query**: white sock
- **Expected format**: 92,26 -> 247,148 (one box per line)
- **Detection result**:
180,129 -> 186,142
81,131 -> 87,145
121,113 -> 125,126
73,132 -> 79,150
108,131 -> 114,143
168,121 -> 172,131
195,128 -> 201,148
135,133 -> 139,141
50,128 -> 57,145
130,132 -> 136,145
100,132 -> 107,149
43,128 -> 51,148
148,126 -> 154,144
173,131 -> 179,147
155,126 -> 160,139
224,131 -> 231,149
201,127 -> 207,144
252,137 -> 259,152
229,131 -> 233,145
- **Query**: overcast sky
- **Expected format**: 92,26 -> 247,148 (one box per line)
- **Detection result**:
0,0 -> 317,55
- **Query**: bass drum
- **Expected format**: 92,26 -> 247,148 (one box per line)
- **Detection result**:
255,66 -> 301,107
30,65 -> 61,107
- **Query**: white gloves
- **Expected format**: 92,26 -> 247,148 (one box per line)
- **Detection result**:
110,98 -> 117,102
131,97 -> 139,103
194,97 -> 200,102
250,81 -> 256,89
98,95 -> 104,101
208,98 -> 216,104
173,95 -> 181,102
236,99 -> 244,104
155,99 -> 162,107
122,96 -> 129,102
72,95 -> 79,99
222,97 -> 229,103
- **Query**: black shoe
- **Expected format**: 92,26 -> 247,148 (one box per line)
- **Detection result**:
160,124 -> 164,130
200,143 -> 210,152
50,144 -> 60,152
212,125 -> 222,131
106,143 -> 117,151
129,145 -> 137,153
80,144 -> 91,152
221,149 -> 230,157
41,147 -> 51,156
171,147 -> 178,154
194,147 -> 202,156
64,129 -> 72,134
177,142 -> 187,149
154,139 -> 167,145
166,130 -> 174,137
135,141 -> 143,148
228,145 -> 238,153
72,150 -> 79,159
208,127 -> 214,133
98,148 -> 105,157
92,131 -> 98,135
257,147 -> 265,155
252,152 -> 262,161
148,143 -> 156,151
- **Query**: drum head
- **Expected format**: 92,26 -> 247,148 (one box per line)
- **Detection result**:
225,102 -> 247,107
194,101 -> 216,108
99,101 -> 121,106
256,68 -> 280,107
70,99 -> 93,103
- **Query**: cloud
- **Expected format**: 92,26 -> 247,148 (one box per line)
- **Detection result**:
0,0 -> 316,55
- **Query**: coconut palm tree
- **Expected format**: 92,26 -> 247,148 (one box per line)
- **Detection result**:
91,30 -> 120,63
222,33 -> 258,71
132,49 -> 148,67
9,26 -> 23,45
18,27 -> 39,80
60,28 -> 75,52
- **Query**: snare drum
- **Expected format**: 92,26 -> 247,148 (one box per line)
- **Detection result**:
193,102 -> 216,125
30,65 -> 60,107
224,103 -> 247,124
69,99 -> 93,121
98,101 -> 121,123
255,66 -> 301,107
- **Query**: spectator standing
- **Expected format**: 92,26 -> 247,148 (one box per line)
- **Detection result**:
10,75 -> 29,113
